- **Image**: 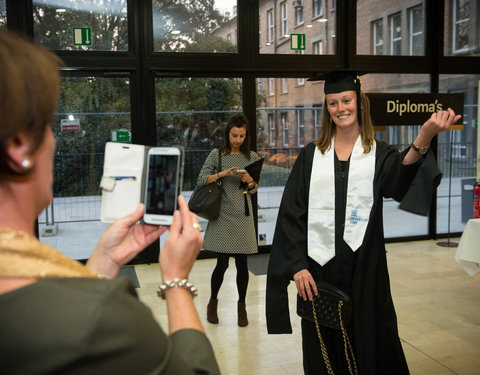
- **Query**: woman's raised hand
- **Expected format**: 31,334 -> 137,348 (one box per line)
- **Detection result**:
418,108 -> 462,144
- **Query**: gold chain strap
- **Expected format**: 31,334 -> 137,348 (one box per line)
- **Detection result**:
312,300 -> 358,375
312,300 -> 335,375
338,301 -> 358,375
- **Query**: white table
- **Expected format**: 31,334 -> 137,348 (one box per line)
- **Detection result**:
455,218 -> 480,276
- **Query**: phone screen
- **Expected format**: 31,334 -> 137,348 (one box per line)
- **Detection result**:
145,154 -> 179,216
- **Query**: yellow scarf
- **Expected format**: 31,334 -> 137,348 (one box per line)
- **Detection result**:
0,228 -> 98,279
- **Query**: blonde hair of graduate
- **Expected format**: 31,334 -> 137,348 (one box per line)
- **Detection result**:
315,91 -> 375,154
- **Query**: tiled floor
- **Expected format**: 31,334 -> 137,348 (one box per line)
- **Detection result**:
134,238 -> 480,375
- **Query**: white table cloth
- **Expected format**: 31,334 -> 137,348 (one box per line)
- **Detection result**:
455,218 -> 480,276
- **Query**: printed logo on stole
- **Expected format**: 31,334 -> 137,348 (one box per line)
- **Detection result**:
349,209 -> 369,225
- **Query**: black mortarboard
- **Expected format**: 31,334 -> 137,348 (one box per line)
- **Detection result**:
308,69 -> 370,123
307,69 -> 369,94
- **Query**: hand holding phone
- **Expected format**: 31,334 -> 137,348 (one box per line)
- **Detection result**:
143,147 -> 182,225
232,168 -> 247,175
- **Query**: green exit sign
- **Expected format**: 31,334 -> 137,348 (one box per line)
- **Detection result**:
111,129 -> 132,143
73,27 -> 92,45
290,34 -> 305,50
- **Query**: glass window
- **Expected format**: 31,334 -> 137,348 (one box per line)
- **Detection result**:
373,19 -> 384,55
409,6 -> 423,55
445,0 -> 480,56
282,78 -> 288,93
267,8 -> 274,43
313,104 -> 321,138
268,113 -> 275,145
281,1 -> 288,37
454,0 -> 470,53
390,13 -> 402,55
154,77 -> 243,245
366,74 -> 430,237
296,107 -> 305,146
314,0 -> 323,18
256,74 -> 431,245
33,0 -> 128,51
269,78 -> 275,95
456,0 -> 471,54
438,74 -> 479,233
257,77 -> 325,245
259,0 -> 336,55
357,0 -> 425,56
296,5 -> 304,25
152,0 -> 237,53
281,112 -> 289,146
0,0 -> 6,28
39,75 -> 131,260
313,39 -> 323,54
257,78 -> 263,94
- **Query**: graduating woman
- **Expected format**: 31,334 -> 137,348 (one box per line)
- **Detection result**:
266,70 -> 461,374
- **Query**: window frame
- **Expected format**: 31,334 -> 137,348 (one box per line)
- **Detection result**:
267,8 -> 274,43
281,1 -> 288,37
314,0 -> 323,18
281,112 -> 289,147
390,12 -> 402,56
296,107 -> 305,147
408,5 -> 423,56
452,0 -> 470,54
373,18 -> 384,55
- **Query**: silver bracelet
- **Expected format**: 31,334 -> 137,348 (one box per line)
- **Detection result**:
157,278 -> 198,299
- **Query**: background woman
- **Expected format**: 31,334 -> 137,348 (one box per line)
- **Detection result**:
0,30 -> 219,374
266,70 -> 461,374
196,113 -> 260,327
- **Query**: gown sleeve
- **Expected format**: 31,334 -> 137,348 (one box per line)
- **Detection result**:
398,149 -> 442,215
266,145 -> 312,334
379,143 -> 441,215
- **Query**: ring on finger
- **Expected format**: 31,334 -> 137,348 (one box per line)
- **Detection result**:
193,222 -> 202,231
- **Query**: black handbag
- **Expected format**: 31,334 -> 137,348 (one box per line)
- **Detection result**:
297,281 -> 357,375
188,149 -> 223,221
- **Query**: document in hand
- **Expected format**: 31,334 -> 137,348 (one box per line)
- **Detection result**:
244,158 -> 264,183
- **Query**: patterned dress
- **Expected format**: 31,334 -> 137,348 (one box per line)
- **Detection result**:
197,149 -> 260,254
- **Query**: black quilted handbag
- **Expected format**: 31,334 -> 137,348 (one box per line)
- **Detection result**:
297,281 -> 352,329
297,281 -> 357,375
188,149 -> 223,221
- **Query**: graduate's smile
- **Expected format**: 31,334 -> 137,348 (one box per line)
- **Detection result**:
326,90 -> 358,128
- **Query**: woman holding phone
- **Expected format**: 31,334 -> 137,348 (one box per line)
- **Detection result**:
196,113 -> 261,327
0,30 -> 220,374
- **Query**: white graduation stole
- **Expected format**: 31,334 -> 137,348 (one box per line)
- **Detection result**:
308,136 -> 376,266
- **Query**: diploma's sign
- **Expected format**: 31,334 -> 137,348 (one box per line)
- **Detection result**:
368,93 -> 464,128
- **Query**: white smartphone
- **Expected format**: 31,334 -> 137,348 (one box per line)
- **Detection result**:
143,147 -> 182,225
232,169 -> 247,175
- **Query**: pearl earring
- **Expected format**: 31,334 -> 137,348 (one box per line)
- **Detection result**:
21,159 -> 31,170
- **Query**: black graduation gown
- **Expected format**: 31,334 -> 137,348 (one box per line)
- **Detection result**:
266,140 -> 441,375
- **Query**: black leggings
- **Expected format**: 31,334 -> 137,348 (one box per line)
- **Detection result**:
210,253 -> 249,302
